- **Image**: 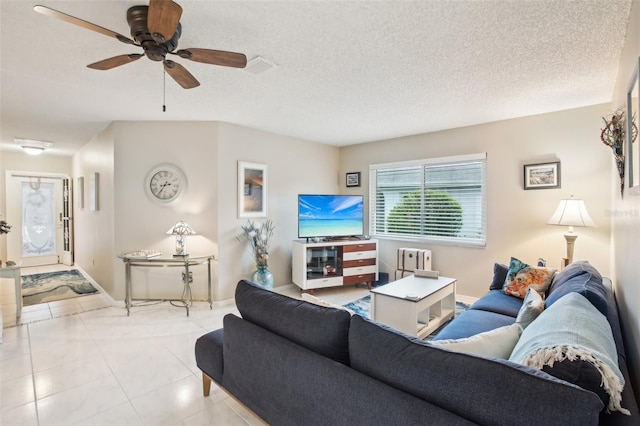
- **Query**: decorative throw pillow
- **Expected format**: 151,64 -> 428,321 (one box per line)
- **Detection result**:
515,287 -> 545,329
503,257 -> 556,299
430,323 -> 523,359
489,262 -> 509,290
301,293 -> 355,315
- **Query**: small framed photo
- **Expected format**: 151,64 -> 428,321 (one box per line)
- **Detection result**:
523,161 -> 561,190
346,172 -> 361,188
238,161 -> 267,218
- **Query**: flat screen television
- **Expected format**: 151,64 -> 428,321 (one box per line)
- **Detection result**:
298,194 -> 364,239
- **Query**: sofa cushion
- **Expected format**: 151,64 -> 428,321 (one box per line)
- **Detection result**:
503,257 -> 556,299
234,280 -> 351,365
349,315 -> 603,426
515,287 -> 545,329
489,262 -> 509,290
545,262 -> 608,317
430,323 -> 522,359
222,313 -> 474,426
432,308 -> 516,340
469,289 -> 523,317
510,293 -> 628,414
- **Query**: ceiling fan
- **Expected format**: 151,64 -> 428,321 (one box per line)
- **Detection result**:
34,0 -> 247,89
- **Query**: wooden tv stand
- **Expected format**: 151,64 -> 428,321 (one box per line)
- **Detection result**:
292,239 -> 378,292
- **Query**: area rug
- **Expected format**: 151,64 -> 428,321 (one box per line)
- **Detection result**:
22,269 -> 99,306
343,295 -> 469,338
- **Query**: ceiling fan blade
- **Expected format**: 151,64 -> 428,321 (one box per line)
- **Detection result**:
87,54 -> 144,70
175,48 -> 247,68
148,0 -> 183,43
164,60 -> 200,89
33,5 -> 135,45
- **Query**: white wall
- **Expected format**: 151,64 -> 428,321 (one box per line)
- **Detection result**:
610,0 -> 640,405
340,104 -> 612,298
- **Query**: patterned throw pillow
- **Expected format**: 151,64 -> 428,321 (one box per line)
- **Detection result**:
503,257 -> 556,299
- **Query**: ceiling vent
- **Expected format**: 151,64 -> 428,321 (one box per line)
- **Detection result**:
244,56 -> 277,75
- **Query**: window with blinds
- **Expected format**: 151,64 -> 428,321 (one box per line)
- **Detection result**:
369,153 -> 486,246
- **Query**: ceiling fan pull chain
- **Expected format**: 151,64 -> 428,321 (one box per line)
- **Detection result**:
163,69 -> 167,112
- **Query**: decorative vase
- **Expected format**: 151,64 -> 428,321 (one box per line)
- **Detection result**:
251,265 -> 274,290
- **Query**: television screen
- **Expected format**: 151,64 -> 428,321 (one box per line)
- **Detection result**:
298,194 -> 364,239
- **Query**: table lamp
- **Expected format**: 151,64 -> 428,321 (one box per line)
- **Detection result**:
547,196 -> 594,264
166,220 -> 196,257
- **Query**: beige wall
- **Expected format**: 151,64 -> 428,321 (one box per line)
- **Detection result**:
340,104 -> 613,298
217,123 -> 340,300
610,0 -> 640,404
72,125 -> 115,296
0,151 -> 72,261
71,121 -> 339,302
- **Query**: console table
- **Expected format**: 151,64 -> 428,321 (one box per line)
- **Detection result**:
0,265 -> 22,321
119,254 -> 214,316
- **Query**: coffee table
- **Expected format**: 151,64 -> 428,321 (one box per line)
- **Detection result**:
370,274 -> 456,339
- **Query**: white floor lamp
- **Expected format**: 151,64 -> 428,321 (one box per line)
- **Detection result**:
547,196 -> 595,265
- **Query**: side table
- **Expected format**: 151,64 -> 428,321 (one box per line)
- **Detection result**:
119,254 -> 214,316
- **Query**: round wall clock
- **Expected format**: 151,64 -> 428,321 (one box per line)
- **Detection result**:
144,163 -> 188,204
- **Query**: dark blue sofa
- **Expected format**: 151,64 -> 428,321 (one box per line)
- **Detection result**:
195,263 -> 639,425
432,261 -> 638,426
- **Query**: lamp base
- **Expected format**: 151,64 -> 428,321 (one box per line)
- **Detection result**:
564,233 -> 578,264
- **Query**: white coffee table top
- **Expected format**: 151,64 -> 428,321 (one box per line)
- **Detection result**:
371,275 -> 456,301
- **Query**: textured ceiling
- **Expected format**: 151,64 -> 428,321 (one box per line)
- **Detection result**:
0,0 -> 633,156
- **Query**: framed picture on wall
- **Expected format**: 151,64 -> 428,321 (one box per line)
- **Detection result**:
77,176 -> 84,209
627,57 -> 640,195
523,161 -> 560,190
238,161 -> 267,218
88,172 -> 99,211
346,172 -> 361,187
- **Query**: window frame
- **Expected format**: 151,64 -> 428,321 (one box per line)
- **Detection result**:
369,153 -> 487,247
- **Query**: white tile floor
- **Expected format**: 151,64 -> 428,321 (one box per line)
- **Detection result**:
1,268 -> 476,426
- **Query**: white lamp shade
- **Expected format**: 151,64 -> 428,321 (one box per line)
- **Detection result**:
166,220 -> 196,236
547,199 -> 595,227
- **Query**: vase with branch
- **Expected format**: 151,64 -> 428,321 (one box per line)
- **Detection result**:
239,219 -> 275,289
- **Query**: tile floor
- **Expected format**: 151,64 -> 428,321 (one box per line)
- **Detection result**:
1,267 -> 476,426
0,265 -> 373,426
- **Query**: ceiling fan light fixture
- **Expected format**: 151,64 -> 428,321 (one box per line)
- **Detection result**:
14,138 -> 54,155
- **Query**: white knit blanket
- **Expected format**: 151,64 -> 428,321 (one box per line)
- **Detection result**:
509,292 -> 629,415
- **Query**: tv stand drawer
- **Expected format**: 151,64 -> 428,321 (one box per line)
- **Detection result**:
343,243 -> 376,253
343,273 -> 376,285
343,258 -> 376,268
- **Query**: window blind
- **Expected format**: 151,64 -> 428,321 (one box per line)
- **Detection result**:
370,153 -> 486,246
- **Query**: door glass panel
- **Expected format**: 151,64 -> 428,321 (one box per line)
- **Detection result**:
22,181 -> 56,256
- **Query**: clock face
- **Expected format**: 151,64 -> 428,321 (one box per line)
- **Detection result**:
144,164 -> 187,204
150,170 -> 180,201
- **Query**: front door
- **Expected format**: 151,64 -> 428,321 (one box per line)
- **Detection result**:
5,172 -> 73,267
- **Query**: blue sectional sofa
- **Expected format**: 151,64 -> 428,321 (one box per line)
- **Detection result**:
195,261 -> 638,425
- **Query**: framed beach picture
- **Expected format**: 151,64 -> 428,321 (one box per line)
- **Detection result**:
238,161 -> 267,218
523,161 -> 561,190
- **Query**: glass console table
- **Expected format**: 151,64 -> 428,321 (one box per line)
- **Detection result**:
119,254 -> 214,316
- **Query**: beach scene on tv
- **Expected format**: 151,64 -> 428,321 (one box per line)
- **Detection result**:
298,194 -> 364,238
